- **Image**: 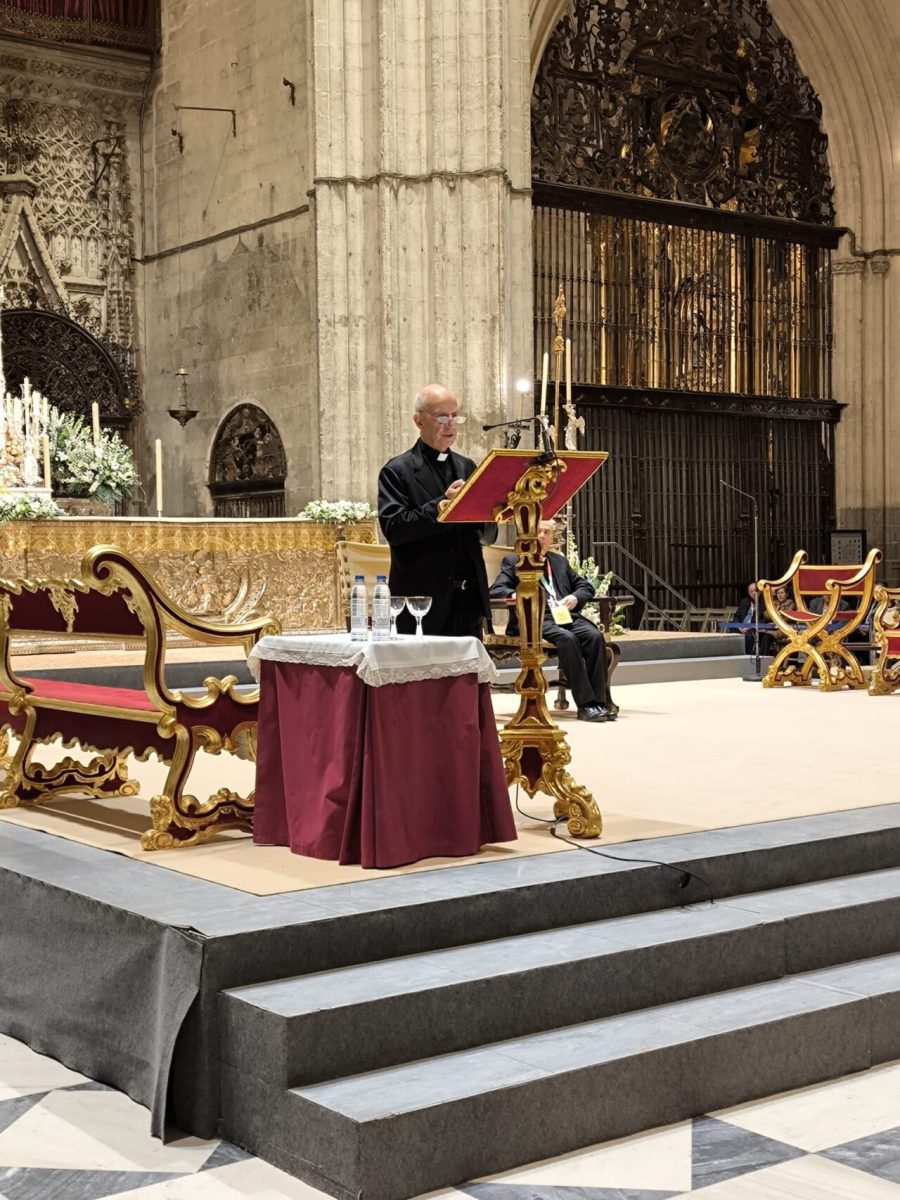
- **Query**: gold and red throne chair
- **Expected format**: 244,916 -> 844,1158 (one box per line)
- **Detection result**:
0,545 -> 279,849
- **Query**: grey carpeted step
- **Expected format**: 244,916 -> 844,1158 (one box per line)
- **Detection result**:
220,866 -> 900,1088
220,951 -> 900,1200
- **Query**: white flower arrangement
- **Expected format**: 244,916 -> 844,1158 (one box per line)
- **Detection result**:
48,410 -> 139,505
300,499 -> 377,524
0,493 -> 63,522
566,536 -> 626,634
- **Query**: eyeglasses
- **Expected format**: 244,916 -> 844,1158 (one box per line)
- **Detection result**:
432,413 -> 466,426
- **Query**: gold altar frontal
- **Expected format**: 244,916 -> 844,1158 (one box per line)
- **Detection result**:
0,517 -> 377,632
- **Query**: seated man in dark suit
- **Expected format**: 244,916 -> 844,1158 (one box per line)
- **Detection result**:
732,581 -> 762,655
489,519 -> 614,723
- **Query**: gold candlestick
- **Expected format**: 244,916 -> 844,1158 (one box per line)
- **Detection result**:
551,285 -> 566,447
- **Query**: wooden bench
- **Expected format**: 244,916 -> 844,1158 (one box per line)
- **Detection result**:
758,548 -> 882,690
0,545 -> 280,850
869,584 -> 900,696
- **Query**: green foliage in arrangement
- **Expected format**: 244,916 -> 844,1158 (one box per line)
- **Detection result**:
0,493 -> 63,522
565,534 -> 628,635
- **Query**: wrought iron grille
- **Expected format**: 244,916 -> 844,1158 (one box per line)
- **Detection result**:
534,202 -> 832,400
530,0 -> 841,609
532,0 -> 834,223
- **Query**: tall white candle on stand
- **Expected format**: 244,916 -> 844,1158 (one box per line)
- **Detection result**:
42,435 -> 51,490
539,351 -> 549,417
565,337 -> 572,405
91,402 -> 100,447
154,438 -> 163,515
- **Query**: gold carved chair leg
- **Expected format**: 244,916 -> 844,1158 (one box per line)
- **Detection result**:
0,727 -> 12,775
0,709 -> 36,809
144,722 -> 254,852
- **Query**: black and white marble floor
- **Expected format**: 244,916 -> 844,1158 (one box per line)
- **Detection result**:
2,1030 -> 900,1199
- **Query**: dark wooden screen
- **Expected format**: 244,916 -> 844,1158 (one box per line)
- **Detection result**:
573,393 -> 836,610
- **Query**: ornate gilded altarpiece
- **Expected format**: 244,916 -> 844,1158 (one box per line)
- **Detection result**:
0,517 -> 377,634
0,43 -> 144,423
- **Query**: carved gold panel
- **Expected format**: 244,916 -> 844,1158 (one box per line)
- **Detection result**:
0,517 -> 377,633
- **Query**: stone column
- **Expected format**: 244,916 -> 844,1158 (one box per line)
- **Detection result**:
310,0 -> 533,501
832,251 -> 900,574
831,256 -> 866,525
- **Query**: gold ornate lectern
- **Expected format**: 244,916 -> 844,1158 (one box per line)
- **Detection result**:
439,447 -> 608,836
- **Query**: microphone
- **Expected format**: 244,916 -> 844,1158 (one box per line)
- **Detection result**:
481,417 -> 539,432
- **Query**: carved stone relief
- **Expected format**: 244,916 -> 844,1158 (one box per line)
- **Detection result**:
211,405 -> 288,487
0,48 -> 143,413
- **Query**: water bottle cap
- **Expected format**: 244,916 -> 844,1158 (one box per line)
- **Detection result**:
354,575 -> 364,582
376,575 -> 386,582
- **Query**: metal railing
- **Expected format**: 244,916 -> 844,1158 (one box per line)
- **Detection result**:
592,540 -> 697,632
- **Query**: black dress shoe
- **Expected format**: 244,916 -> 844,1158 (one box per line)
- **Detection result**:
577,705 -> 609,722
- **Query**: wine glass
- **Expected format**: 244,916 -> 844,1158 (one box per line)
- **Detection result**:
389,595 -> 407,639
405,595 -> 432,638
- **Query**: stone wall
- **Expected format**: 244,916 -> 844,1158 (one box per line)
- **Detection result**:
141,0 -> 534,515
309,0 -> 533,502
137,0 -> 315,517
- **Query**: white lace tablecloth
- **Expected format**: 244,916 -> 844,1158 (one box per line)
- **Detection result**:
248,632 -> 499,688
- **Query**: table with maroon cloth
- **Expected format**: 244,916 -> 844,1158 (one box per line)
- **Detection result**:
248,633 -> 517,868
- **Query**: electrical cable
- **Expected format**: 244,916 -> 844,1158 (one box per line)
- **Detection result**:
513,781 -> 714,905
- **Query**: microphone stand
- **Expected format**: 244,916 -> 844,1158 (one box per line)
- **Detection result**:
720,479 -> 763,682
483,416 -> 555,459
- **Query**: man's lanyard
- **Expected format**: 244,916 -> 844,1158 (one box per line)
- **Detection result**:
539,560 -> 559,603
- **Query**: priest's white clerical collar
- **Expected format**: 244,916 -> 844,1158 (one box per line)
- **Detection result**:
437,452 -> 449,461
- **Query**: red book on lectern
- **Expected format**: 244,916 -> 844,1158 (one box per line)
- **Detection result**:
438,449 -> 608,524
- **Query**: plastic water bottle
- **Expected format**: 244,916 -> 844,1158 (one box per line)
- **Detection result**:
371,575 -> 391,642
350,574 -> 368,641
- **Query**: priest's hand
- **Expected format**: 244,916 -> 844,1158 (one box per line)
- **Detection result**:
445,479 -> 465,498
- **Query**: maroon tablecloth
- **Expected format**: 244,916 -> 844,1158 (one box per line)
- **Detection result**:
253,660 -> 516,868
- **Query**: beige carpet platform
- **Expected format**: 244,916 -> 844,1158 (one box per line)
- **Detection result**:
1,675 -> 897,895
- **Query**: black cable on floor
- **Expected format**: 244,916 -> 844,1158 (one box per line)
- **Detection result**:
549,824 -> 715,906
514,781 -> 714,905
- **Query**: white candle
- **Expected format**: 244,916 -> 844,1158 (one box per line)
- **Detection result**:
42,435 -> 51,490
154,438 -> 163,514
91,402 -> 100,447
539,351 -> 549,417
565,338 -> 572,405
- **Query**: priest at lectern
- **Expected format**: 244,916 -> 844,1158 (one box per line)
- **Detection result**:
377,384 -> 496,637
